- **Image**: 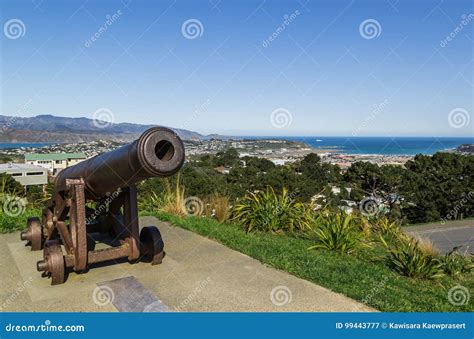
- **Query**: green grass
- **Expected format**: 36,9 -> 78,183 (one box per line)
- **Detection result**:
148,211 -> 473,312
0,207 -> 42,233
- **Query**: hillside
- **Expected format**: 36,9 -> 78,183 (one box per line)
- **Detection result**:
0,114 -> 216,142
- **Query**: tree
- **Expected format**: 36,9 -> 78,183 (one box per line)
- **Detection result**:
214,148 -> 240,167
0,173 -> 24,195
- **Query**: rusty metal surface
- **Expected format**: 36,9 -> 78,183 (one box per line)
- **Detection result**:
123,186 -> 140,261
21,217 -> 43,251
69,180 -> 87,271
21,127 -> 184,285
41,240 -> 65,286
55,127 -> 185,199
87,245 -> 130,264
55,221 -> 74,255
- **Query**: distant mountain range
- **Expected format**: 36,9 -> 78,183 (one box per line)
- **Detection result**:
0,114 -> 229,143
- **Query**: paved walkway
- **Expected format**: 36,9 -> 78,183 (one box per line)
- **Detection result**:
0,217 -> 374,312
404,220 -> 474,254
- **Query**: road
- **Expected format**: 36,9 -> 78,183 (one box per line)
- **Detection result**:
404,219 -> 474,254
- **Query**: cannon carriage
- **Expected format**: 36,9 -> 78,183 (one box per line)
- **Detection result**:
20,127 -> 185,285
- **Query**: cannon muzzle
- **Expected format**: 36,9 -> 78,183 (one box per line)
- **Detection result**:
55,126 -> 185,199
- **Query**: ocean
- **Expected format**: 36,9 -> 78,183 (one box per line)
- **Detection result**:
1,137 -> 473,155
243,136 -> 474,155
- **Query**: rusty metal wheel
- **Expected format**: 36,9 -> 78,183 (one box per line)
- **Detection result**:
20,217 -> 43,251
140,226 -> 164,265
70,186 -> 88,272
37,240 -> 65,286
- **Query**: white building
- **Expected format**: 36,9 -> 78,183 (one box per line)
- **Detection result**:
0,163 -> 48,186
25,153 -> 86,175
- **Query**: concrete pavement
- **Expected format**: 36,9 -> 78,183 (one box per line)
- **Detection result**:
0,216 -> 374,312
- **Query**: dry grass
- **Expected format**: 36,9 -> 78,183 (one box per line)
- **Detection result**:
204,193 -> 231,223
412,234 -> 439,257
161,174 -> 187,216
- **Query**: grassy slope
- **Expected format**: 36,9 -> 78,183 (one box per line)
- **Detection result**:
0,208 -> 41,233
149,212 -> 473,312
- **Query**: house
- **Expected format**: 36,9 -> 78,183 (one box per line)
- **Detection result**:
0,163 -> 48,186
24,153 -> 87,175
214,166 -> 230,174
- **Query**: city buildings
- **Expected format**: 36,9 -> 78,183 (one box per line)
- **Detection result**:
24,153 -> 86,175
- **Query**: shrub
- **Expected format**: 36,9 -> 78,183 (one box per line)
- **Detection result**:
0,207 -> 42,233
308,213 -> 363,254
412,235 -> 439,257
232,187 -> 312,233
138,174 -> 187,216
204,193 -> 231,223
371,218 -> 402,239
380,236 -> 443,279
438,251 -> 473,278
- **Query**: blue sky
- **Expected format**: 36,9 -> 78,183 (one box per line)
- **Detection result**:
0,0 -> 472,137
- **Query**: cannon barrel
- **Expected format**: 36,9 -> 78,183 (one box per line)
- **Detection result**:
55,126 -> 185,199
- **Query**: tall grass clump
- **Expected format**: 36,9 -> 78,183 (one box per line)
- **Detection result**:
438,250 -> 473,278
308,213 -> 364,254
379,235 -> 443,279
139,174 -> 187,216
204,193 -> 231,223
232,187 -> 312,233
370,217 -> 402,240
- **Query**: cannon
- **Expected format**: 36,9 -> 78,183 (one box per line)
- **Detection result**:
20,127 -> 185,285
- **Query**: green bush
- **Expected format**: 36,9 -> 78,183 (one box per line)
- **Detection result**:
381,236 -> 443,279
371,217 -> 402,239
0,207 -> 42,233
232,187 -> 312,233
438,251 -> 473,278
308,213 -> 363,254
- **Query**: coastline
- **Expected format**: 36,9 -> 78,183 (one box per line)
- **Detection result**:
0,138 -> 469,169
